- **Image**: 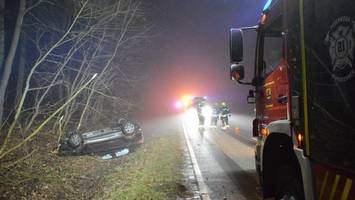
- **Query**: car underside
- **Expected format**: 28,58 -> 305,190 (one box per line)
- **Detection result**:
58,120 -> 144,155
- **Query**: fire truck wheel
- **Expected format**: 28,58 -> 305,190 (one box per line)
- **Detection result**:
275,166 -> 304,200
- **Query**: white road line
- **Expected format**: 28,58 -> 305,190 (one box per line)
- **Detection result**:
182,123 -> 211,200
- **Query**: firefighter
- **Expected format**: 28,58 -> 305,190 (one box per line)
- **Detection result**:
192,97 -> 206,127
196,105 -> 205,127
211,103 -> 220,127
219,102 -> 231,129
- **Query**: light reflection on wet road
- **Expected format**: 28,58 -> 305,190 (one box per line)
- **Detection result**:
140,113 -> 261,200
182,112 -> 261,200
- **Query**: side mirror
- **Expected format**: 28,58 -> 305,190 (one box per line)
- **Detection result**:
230,29 -> 244,63
230,64 -> 245,81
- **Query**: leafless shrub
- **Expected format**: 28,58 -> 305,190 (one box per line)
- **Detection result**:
0,0 -> 150,164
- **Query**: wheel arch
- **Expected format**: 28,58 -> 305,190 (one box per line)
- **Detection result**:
261,132 -> 303,198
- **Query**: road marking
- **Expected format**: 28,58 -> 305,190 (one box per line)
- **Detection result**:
182,123 -> 211,200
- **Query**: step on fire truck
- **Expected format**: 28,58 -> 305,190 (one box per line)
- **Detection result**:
229,0 -> 355,199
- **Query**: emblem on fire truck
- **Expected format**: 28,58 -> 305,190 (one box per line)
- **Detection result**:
325,16 -> 355,82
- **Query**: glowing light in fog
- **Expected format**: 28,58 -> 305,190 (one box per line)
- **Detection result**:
175,101 -> 183,109
182,95 -> 193,107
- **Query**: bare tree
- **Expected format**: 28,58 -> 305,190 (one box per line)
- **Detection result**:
0,0 -> 150,163
0,0 -> 25,123
0,0 -> 4,71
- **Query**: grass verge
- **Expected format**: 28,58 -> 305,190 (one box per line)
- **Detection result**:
96,131 -> 184,200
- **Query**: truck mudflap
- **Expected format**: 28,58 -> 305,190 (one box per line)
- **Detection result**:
303,0 -> 355,173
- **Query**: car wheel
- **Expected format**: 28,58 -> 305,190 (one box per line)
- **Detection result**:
68,132 -> 83,149
121,121 -> 137,139
275,166 -> 305,200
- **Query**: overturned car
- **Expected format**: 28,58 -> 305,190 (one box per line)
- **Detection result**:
58,120 -> 144,155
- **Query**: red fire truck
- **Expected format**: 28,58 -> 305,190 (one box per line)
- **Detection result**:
229,0 -> 355,199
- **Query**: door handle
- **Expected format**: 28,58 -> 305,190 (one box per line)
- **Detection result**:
277,95 -> 288,104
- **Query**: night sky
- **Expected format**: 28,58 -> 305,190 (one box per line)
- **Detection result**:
142,0 -> 266,117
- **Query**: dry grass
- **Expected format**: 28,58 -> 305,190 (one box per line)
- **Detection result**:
0,134 -> 122,200
96,131 -> 184,200
0,131 -> 185,200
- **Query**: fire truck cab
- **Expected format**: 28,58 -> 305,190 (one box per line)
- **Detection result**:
229,0 -> 355,199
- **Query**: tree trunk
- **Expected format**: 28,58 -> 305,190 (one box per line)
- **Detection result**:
0,0 -> 25,123
0,0 -> 5,73
15,42 -> 26,106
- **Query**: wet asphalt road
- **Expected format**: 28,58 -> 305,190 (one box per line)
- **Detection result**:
141,113 -> 261,200
182,112 -> 261,200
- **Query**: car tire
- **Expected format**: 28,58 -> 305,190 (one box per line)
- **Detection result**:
275,166 -> 305,200
68,131 -> 83,151
121,121 -> 137,140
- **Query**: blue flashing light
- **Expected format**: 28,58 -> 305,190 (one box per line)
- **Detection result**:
263,0 -> 272,11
